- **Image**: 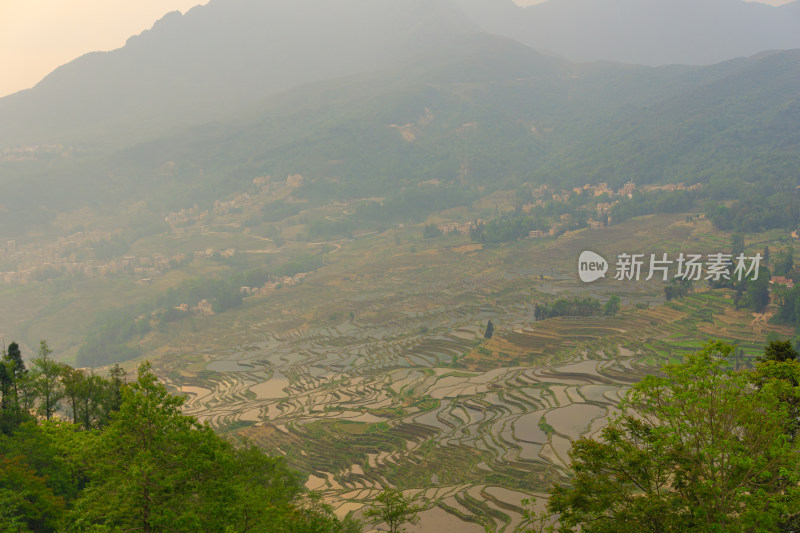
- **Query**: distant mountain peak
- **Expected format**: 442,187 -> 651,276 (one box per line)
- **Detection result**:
0,0 -> 477,149
452,0 -> 800,65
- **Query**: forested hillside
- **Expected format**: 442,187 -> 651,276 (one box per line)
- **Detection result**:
2,42 -> 798,241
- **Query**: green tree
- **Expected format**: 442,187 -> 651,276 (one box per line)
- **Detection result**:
61,367 -> 110,429
278,492 -> 362,533
363,489 -> 422,533
749,344 -> 800,529
15,370 -> 38,418
70,361 -> 231,531
549,341 -> 800,532
104,363 -> 126,418
759,340 -> 800,364
68,361 -> 315,532
422,224 -> 442,238
0,361 -> 12,414
731,233 -> 745,256
484,320 -> 494,339
31,341 -> 64,421
746,273 -> 771,312
602,295 -> 620,316
5,342 -> 24,381
0,455 -> 65,532
60,366 -> 85,426
0,420 -> 88,505
774,247 -> 795,277
223,442 -> 305,532
1,341 -> 26,423
517,498 -> 555,533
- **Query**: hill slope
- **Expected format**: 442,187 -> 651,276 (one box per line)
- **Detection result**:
3,43 -> 798,241
0,0 -> 475,149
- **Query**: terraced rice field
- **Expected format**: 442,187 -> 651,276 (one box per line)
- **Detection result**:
152,216 -> 791,531
155,283 -> 787,531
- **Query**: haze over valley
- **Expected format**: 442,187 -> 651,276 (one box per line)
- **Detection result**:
1,0 -> 799,530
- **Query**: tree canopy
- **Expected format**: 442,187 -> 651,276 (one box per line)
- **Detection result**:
548,341 -> 800,532
0,350 -> 362,532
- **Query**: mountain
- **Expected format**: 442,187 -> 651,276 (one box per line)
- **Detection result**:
1,0 -> 799,240
117,48 -> 799,200
451,0 -> 800,66
2,0 -> 798,152
0,0 -> 475,150
529,49 -> 800,187
3,39 -> 798,239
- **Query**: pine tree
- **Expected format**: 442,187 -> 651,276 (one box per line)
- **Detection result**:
0,342 -> 29,432
31,341 -> 64,421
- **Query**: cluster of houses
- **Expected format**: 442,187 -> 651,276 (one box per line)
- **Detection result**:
641,182 -> 702,193
521,182 -> 635,209
530,180 -> 699,207
570,181 -> 634,198
529,181 -> 637,203
173,299 -> 215,316
213,193 -> 252,214
437,220 -> 486,236
0,229 -> 234,285
1,168 -> 314,286
0,143 -> 71,162
522,181 -> 704,238
239,272 -> 308,297
528,228 -> 559,238
165,205 -> 203,227
172,270 -> 309,318
192,248 -> 235,261
1,231 -> 116,284
165,173 -> 301,231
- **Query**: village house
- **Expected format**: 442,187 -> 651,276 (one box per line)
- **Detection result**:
195,299 -> 215,316
286,174 -> 304,188
596,202 -> 614,214
618,181 -> 636,197
552,193 -> 570,203
438,221 -> 481,236
531,185 -> 549,198
770,276 -> 795,290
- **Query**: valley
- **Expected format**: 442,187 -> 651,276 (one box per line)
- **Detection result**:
1,1 -> 799,529
132,203 -> 794,530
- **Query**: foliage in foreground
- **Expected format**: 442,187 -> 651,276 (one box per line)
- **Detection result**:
0,356 -> 361,532
9,334 -> 800,532
544,341 -> 800,532
363,489 -> 423,533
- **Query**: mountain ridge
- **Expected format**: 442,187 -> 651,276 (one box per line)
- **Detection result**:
0,0 -> 476,150
452,0 -> 800,65
3,0 -> 800,151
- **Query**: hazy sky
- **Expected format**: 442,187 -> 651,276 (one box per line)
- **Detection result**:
0,0 -> 207,97
0,0 -> 794,98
